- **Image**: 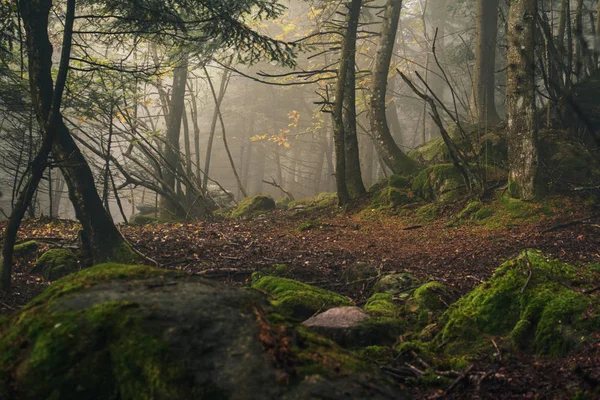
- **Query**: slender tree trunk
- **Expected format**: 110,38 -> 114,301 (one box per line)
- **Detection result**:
370,0 -> 421,175
507,0 -> 539,200
160,56 -> 189,219
202,67 -> 230,195
470,0 -> 501,124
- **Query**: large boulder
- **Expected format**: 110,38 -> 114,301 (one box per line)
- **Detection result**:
0,264 -> 406,400
439,250 -> 600,356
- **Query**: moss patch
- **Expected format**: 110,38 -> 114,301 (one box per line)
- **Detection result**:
371,187 -> 418,209
439,250 -> 600,356
30,249 -> 78,281
415,203 -> 440,222
131,214 -> 163,225
13,241 -> 40,257
231,195 -> 276,219
252,276 -> 352,322
372,273 -> 420,297
289,193 -> 338,211
412,164 -> 466,202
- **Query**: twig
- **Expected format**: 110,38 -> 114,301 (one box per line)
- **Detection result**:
443,364 -> 474,396
583,285 -> 600,294
491,338 -> 502,361
405,363 -> 425,376
520,252 -> 533,294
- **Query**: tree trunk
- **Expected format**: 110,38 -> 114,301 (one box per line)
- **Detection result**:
507,0 -> 539,200
370,0 -> 421,175
470,0 -> 501,124
160,56 -> 189,219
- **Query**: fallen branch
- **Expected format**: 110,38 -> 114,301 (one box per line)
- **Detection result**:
443,364 -> 474,396
543,214 -> 600,233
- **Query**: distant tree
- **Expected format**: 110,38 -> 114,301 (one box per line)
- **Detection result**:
470,0 -> 501,124
507,0 -> 538,200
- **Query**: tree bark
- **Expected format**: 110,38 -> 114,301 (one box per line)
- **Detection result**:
470,0 -> 501,124
507,0 -> 539,200
160,56 -> 189,219
370,0 -> 421,176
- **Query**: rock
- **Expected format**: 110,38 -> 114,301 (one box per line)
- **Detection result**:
372,273 -> 420,297
0,264 -> 406,400
407,282 -> 452,325
231,195 -> 276,219
30,248 -> 78,281
303,306 -> 370,328
439,250 -> 600,356
252,276 -> 352,322
412,164 -> 466,202
13,241 -> 40,258
302,306 -> 404,348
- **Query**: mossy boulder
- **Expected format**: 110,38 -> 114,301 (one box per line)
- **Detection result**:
412,164 -> 466,202
30,249 -> 78,281
0,264 -> 405,400
252,276 -> 353,322
371,187 -> 418,209
364,293 -> 401,318
131,214 -> 162,225
439,250 -> 600,356
13,241 -> 40,257
372,273 -> 420,297
289,193 -> 338,211
231,195 -> 276,219
388,175 -> 412,189
408,282 -> 452,325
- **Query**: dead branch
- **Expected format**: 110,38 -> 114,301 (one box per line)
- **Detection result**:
262,177 -> 295,201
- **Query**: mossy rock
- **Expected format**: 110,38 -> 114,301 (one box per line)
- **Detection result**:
439,250 -> 600,356
289,192 -> 338,211
372,273 -> 420,297
275,197 -> 291,210
415,203 -> 440,222
408,125 -> 508,169
412,164 -> 466,202
30,249 -> 78,281
408,282 -> 452,325
388,175 -> 412,189
131,214 -> 162,225
0,264 -> 404,400
252,276 -> 353,322
13,241 -> 40,257
364,293 -> 401,318
231,195 -> 276,219
371,187 -> 418,209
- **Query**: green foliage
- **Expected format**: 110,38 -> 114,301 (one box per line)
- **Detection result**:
231,195 -> 276,219
415,204 -> 439,222
32,249 -> 78,281
439,250 -> 600,356
251,276 -> 352,322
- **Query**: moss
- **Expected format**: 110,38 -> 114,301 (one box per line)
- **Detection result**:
412,164 -> 466,202
292,325 -> 370,377
252,276 -> 352,322
27,263 -> 180,309
457,201 -> 482,220
0,297 -> 199,400
231,195 -> 276,219
473,206 -> 494,220
32,249 -> 78,281
364,293 -> 400,318
298,220 -> 318,232
388,174 -> 412,189
275,197 -> 291,210
372,273 -> 419,297
288,193 -> 338,211
131,214 -> 163,225
499,196 -> 539,219
412,282 -> 448,312
356,346 -> 395,364
371,187 -> 418,209
13,241 -> 40,257
341,262 -> 378,284
439,250 -> 600,356
415,203 -> 439,222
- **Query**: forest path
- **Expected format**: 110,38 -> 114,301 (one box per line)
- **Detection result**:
2,200 -> 599,315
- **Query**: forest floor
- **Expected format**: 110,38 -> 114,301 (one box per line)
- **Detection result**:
1,195 -> 599,399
